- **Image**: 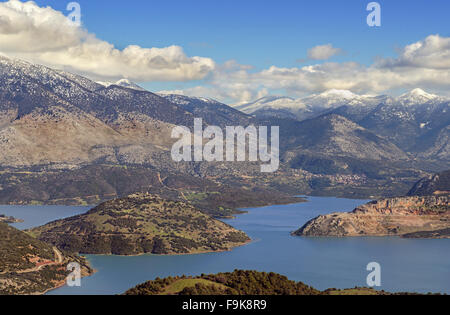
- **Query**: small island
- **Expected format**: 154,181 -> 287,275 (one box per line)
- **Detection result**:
28,193 -> 250,256
294,195 -> 449,238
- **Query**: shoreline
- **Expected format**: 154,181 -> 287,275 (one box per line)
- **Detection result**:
70,238 -> 254,258
41,268 -> 97,296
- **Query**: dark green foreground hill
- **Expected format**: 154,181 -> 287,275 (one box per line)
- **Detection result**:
29,193 -> 250,256
0,222 -> 91,295
124,270 -> 321,295
124,270 -> 426,296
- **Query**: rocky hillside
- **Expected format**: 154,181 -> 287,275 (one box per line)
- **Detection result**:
0,215 -> 22,224
294,195 -> 449,238
0,222 -> 92,295
160,94 -> 252,127
408,170 -> 450,196
280,114 -> 409,161
0,56 -> 192,169
29,193 -> 250,256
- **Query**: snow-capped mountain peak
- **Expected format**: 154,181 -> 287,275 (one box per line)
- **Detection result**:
302,89 -> 362,109
398,88 -> 440,105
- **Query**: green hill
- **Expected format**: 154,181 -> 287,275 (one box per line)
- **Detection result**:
124,270 -> 321,295
28,193 -> 250,256
124,270 -> 429,296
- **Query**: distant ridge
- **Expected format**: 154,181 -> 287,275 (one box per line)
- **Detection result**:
408,170 -> 450,196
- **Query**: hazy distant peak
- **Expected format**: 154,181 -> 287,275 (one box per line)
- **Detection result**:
235,95 -> 304,113
158,93 -> 222,106
254,95 -> 295,103
97,79 -> 147,91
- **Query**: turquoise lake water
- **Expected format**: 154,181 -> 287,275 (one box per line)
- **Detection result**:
1,197 -> 449,295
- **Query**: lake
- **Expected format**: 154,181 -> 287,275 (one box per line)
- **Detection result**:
1,197 -> 449,295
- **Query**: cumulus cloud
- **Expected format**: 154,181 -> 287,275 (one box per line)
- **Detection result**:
169,35 -> 450,105
1,1 -> 449,105
0,0 -> 215,81
376,34 -> 450,69
307,44 -> 343,60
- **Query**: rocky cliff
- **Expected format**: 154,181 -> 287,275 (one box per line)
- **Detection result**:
294,195 -> 449,238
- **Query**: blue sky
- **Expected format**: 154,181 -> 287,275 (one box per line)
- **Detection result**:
33,0 -> 448,66
2,0 -> 450,102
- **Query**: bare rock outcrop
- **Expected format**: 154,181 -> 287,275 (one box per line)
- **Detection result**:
294,195 -> 449,238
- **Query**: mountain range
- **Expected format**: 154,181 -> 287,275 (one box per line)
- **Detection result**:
0,56 -> 448,206
237,89 -> 450,160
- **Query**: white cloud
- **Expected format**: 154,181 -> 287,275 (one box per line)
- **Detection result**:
307,44 -> 343,60
376,34 -> 450,69
174,35 -> 450,105
0,0 -> 215,81
157,89 -> 187,96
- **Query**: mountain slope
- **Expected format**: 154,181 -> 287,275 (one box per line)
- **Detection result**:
0,222 -> 92,295
408,170 -> 450,196
160,94 -> 252,127
0,56 -> 194,168
238,89 -> 450,162
280,114 -> 409,161
357,99 -> 450,154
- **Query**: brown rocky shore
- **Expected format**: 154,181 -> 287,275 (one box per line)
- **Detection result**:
0,214 -> 23,224
294,195 -> 449,238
